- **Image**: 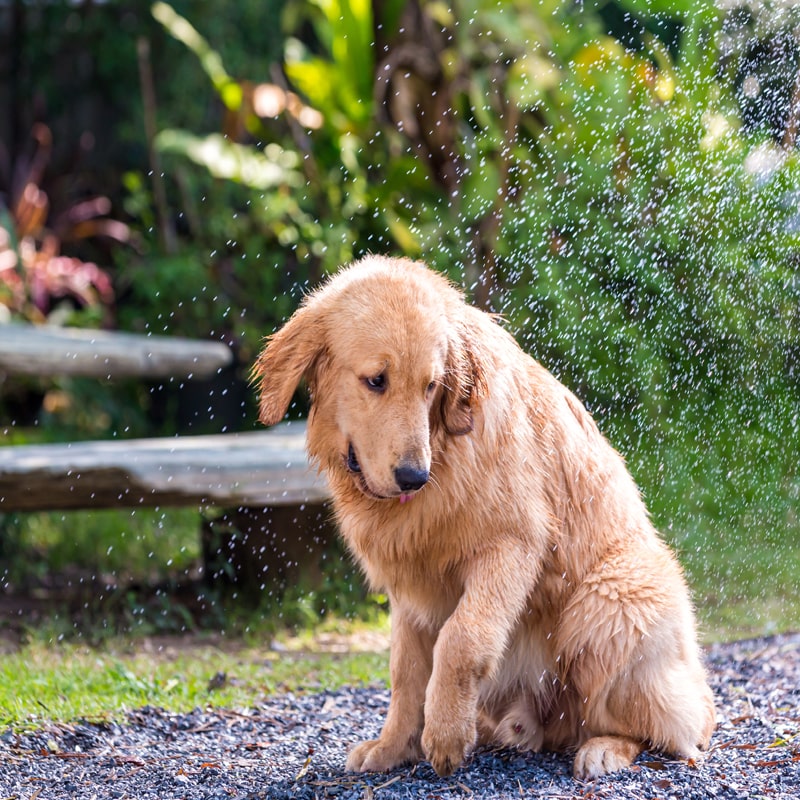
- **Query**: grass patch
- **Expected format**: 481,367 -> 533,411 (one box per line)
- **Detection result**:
0,618 -> 391,732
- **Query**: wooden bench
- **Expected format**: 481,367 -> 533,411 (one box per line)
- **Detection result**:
0,323 -> 235,379
0,422 -> 328,512
0,323 -> 333,590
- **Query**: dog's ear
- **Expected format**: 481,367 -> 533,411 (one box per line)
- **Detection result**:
252,303 -> 325,427
439,319 -> 488,436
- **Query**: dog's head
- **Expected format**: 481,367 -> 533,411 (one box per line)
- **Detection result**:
253,256 -> 486,503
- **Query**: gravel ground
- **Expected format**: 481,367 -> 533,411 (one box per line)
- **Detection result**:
1,633 -> 798,800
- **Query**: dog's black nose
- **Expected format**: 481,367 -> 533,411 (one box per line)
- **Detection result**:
394,465 -> 429,492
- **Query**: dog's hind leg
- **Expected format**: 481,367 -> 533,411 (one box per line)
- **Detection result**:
556,554 -> 715,779
572,649 -> 715,780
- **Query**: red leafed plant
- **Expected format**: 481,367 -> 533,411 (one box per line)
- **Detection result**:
0,123 -> 129,325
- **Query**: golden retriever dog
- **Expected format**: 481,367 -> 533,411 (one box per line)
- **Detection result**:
253,255 -> 715,780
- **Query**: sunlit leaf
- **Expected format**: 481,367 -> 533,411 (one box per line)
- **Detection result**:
508,53 -> 561,108
284,50 -> 337,117
65,219 -> 131,244
383,210 -> 423,254
155,130 -> 301,190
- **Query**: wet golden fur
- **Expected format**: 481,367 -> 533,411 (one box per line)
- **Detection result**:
254,255 -> 715,780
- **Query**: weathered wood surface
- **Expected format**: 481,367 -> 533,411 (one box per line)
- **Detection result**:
0,422 -> 330,511
0,324 -> 233,379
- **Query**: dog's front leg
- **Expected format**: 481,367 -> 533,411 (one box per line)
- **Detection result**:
346,605 -> 435,773
421,546 -> 532,777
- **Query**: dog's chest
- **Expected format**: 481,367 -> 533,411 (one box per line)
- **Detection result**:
342,516 -> 465,627
389,564 -> 464,629
373,551 -> 463,627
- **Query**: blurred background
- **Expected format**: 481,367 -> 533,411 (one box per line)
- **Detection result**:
1,0 -> 799,643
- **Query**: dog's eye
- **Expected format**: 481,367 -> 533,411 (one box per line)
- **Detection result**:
364,373 -> 386,393
426,381 -> 437,395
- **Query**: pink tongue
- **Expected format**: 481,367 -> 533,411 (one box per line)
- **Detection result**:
399,493 -> 414,504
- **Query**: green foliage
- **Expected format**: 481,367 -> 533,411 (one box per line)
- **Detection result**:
5,1 -> 798,646
152,1 -> 244,112
1,507 -> 200,590
404,5 -> 800,623
116,1 -> 398,372
284,0 -> 374,131
2,0 -> 288,210
500,37 -> 799,419
117,1 -> 385,354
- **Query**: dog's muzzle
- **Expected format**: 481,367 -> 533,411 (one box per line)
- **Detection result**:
346,443 -> 429,499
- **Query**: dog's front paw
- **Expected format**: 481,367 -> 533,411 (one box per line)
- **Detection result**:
345,736 -> 420,773
573,736 -> 643,780
421,718 -> 476,777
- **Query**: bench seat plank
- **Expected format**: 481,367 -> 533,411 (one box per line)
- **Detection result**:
0,422 -> 329,511
0,324 -> 233,380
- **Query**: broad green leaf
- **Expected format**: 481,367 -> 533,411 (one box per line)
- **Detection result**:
286,0 -> 374,129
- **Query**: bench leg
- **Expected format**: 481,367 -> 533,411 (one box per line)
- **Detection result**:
201,503 -> 337,602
